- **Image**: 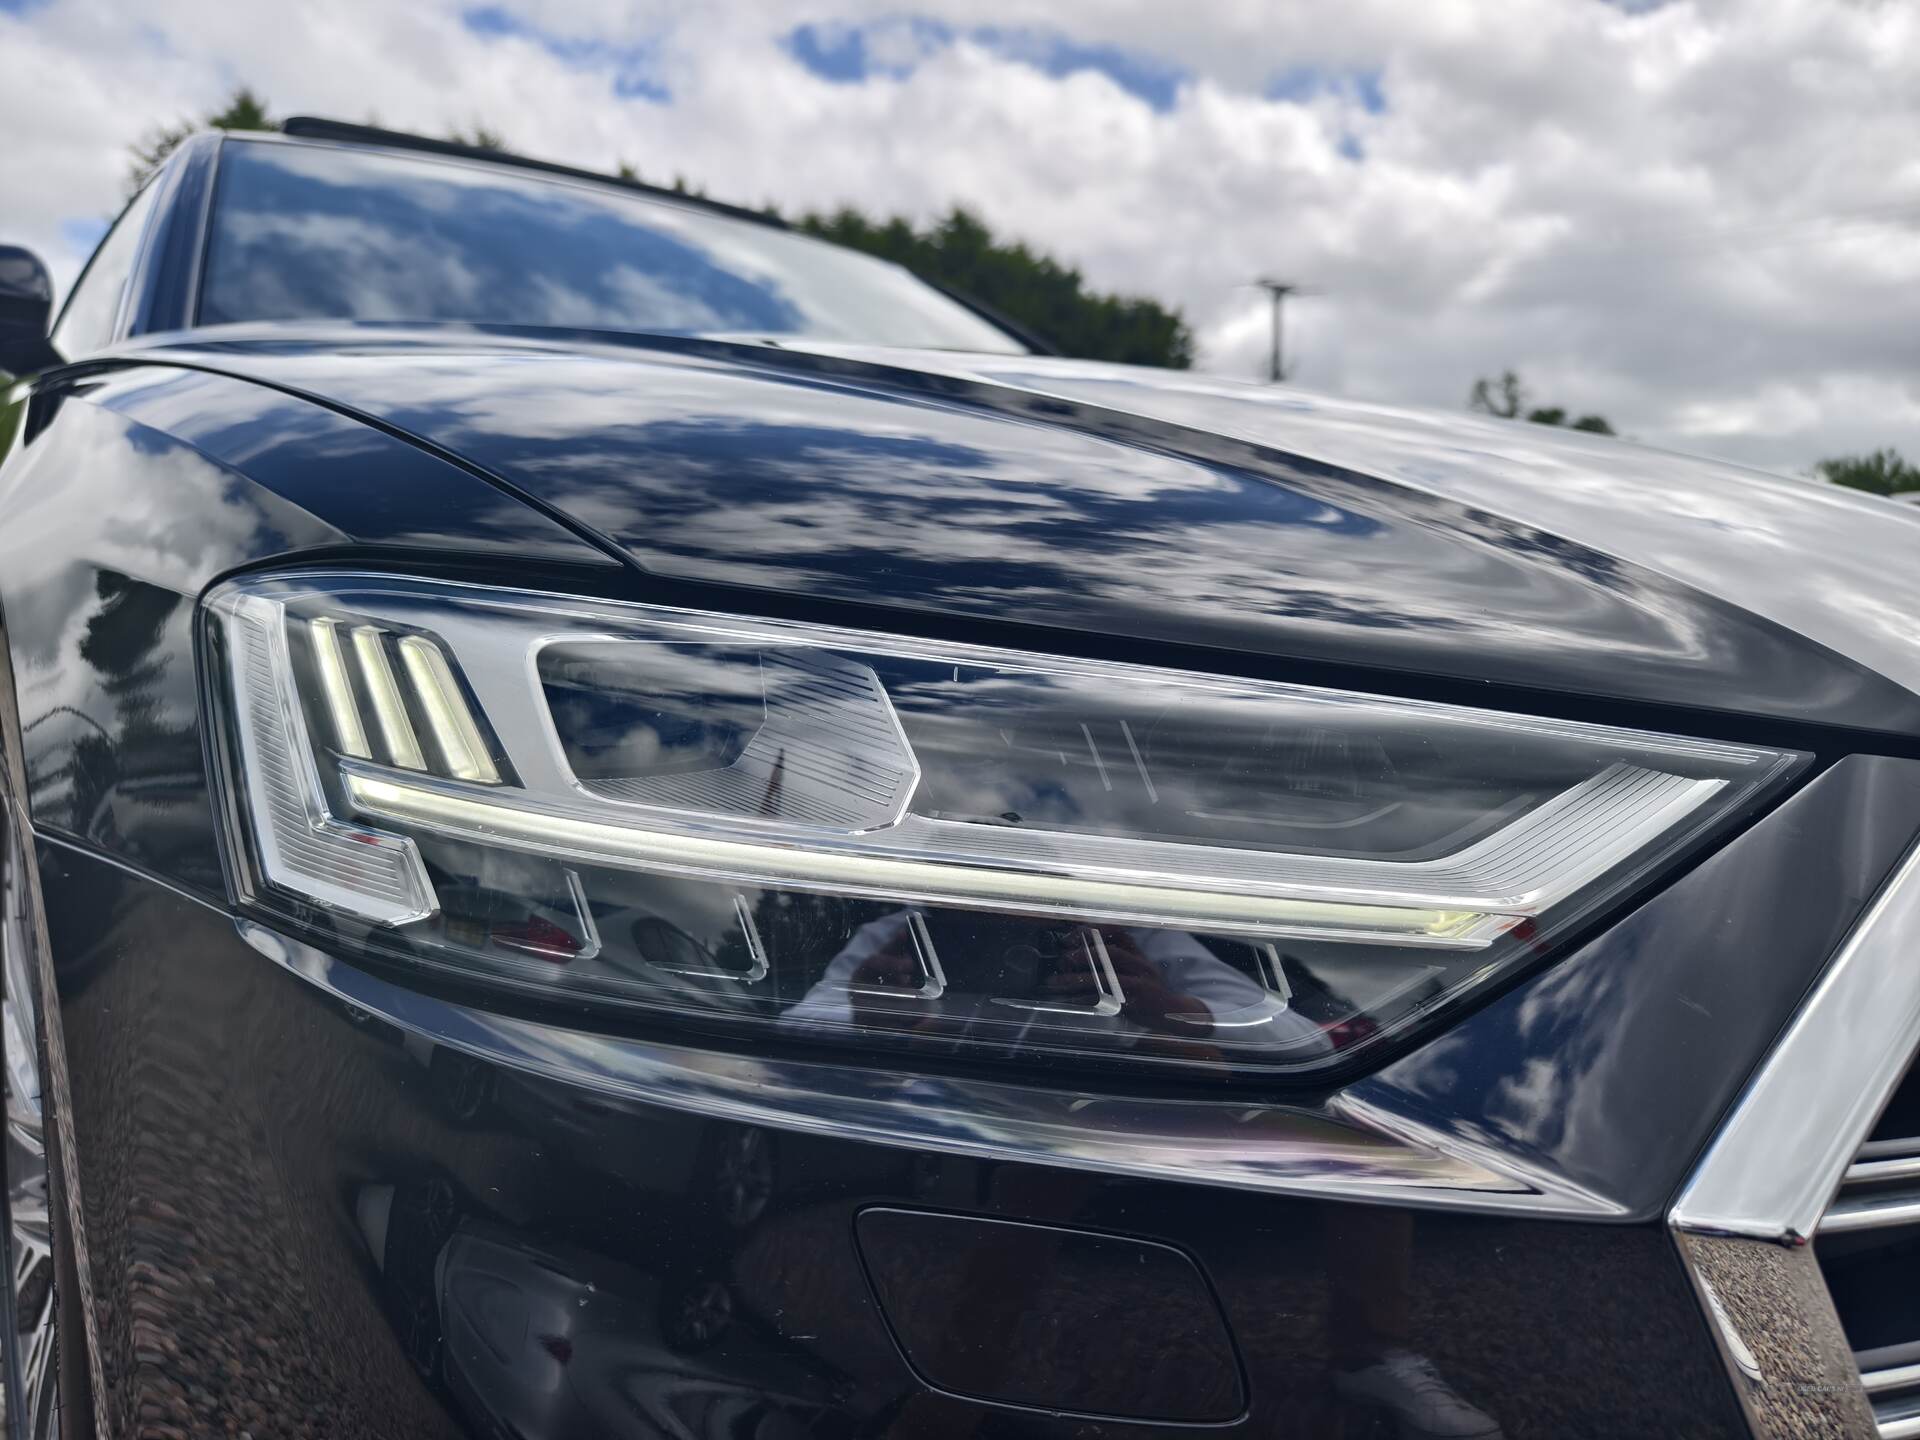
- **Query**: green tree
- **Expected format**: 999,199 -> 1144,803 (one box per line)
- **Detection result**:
128,87 -> 275,195
447,124 -> 507,151
1469,369 -> 1614,435
1814,448 -> 1920,497
800,206 -> 1193,368
1469,370 -> 1525,419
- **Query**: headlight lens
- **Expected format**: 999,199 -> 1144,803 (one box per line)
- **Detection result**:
203,573 -> 1802,1079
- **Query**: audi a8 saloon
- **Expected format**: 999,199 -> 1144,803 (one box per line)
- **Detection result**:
2,118 -> 1919,1440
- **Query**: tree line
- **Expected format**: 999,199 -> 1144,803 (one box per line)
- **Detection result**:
1469,368 -> 1919,497
121,90 -> 1916,495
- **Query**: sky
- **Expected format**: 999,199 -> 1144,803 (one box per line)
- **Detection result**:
1,0 -> 1916,475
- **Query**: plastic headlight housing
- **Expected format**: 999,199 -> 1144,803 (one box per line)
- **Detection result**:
202,573 -> 1803,1080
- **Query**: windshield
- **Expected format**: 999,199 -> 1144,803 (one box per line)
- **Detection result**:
199,139 -> 1026,354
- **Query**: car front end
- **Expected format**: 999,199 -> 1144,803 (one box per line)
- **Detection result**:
4,122 -> 1920,1440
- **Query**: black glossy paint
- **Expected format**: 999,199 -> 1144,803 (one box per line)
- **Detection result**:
0,369 -> 615,898
139,326 -> 1920,740
854,1208 -> 1245,1421
1359,753 -> 1920,1218
0,243 -> 55,378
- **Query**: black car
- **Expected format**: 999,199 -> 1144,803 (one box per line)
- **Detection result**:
2,118 -> 1919,1440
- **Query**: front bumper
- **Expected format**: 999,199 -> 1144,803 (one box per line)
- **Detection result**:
31,754 -> 1920,1438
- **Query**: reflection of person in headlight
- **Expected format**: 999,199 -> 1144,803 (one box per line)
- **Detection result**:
781,909 -> 1334,1060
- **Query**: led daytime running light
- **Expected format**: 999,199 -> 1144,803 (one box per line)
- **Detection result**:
344,770 -> 1502,944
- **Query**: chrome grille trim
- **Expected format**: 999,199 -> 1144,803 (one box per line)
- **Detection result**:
1863,1363 -> 1920,1397
1847,1145 -> 1920,1187
1673,839 -> 1920,1244
1671,1232 -> 1878,1439
1821,1194 -> 1920,1236
1831,1143 -> 1920,1437
1671,838 -> 1920,1439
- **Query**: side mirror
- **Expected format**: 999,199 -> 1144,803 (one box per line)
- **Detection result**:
0,245 -> 59,378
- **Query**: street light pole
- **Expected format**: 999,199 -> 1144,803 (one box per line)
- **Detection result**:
1254,278 -> 1296,383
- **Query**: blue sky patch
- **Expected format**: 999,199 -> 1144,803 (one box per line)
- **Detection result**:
972,26 -> 1188,111
1267,64 -> 1387,114
784,17 -> 950,83
783,17 -> 1189,112
461,6 -> 668,102
60,217 -> 109,258
783,22 -> 869,82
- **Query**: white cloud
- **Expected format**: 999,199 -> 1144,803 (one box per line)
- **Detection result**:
1,0 -> 1917,473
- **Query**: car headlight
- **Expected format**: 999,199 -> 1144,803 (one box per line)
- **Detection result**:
201,572 -> 1802,1079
